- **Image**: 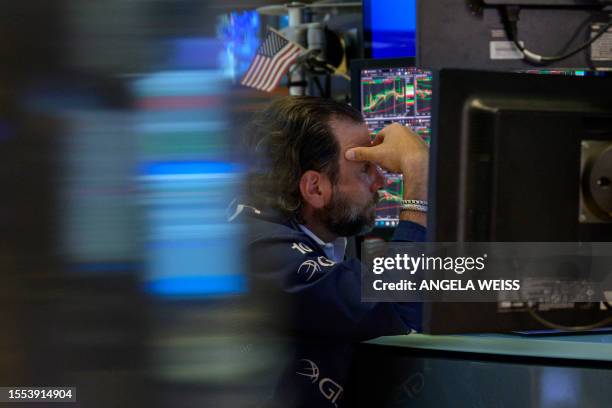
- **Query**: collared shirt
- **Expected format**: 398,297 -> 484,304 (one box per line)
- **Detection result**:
298,224 -> 347,263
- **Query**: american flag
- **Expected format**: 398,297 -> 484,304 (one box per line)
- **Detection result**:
241,28 -> 304,92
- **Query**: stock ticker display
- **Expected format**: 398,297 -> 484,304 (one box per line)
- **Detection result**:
360,66 -> 432,227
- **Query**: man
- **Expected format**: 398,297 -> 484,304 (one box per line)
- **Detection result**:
234,96 -> 428,406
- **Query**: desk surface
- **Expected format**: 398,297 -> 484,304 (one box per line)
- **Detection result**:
366,333 -> 612,362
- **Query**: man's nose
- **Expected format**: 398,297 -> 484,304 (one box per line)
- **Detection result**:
370,164 -> 385,192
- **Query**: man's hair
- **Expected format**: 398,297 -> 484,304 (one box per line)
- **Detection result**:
244,96 -> 364,218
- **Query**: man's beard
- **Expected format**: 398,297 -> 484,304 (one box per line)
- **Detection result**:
315,188 -> 379,237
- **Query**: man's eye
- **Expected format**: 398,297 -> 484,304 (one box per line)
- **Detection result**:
362,164 -> 370,173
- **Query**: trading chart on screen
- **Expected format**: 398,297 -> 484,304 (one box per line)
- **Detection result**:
375,174 -> 403,227
361,67 -> 432,143
360,66 -> 432,227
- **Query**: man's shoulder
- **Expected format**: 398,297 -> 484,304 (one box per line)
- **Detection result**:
230,202 -> 317,248
231,204 -> 336,278
249,213 -> 302,240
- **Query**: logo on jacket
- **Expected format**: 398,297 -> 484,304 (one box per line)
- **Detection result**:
317,256 -> 335,266
297,260 -> 321,281
292,242 -> 313,254
319,378 -> 343,405
296,359 -> 344,406
296,359 -> 319,383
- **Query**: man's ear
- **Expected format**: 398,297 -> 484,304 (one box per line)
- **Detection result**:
299,170 -> 332,209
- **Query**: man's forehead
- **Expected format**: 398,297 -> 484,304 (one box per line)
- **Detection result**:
330,118 -> 370,150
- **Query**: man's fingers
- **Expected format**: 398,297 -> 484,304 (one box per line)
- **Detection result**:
345,147 -> 365,161
345,145 -> 381,162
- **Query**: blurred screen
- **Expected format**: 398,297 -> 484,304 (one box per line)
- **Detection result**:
132,45 -> 245,297
364,0 -> 416,58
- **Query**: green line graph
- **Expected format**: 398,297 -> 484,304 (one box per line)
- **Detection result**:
415,74 -> 432,115
362,76 -> 409,117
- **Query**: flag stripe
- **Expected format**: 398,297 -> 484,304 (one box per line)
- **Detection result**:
244,56 -> 268,87
250,56 -> 274,89
242,59 -> 261,86
241,55 -> 263,86
258,45 -> 298,90
271,45 -> 302,89
264,45 -> 302,91
242,55 -> 264,86
248,59 -> 272,88
264,44 -> 301,90
250,58 -> 273,89
252,44 -> 296,90
240,28 -> 304,92
261,51 -> 296,91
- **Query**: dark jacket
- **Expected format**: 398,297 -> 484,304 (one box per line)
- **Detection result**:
236,203 -> 425,407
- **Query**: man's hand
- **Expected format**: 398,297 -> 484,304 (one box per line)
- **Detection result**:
345,123 -> 429,201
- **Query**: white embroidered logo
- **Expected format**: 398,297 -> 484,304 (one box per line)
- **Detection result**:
296,359 -> 319,383
297,260 -> 321,281
319,378 -> 343,405
292,242 -> 313,254
317,256 -> 336,266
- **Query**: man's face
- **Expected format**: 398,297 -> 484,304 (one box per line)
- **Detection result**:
315,118 -> 385,237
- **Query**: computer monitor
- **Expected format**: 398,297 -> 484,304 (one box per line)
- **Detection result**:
424,69 -> 612,333
351,58 -> 433,228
